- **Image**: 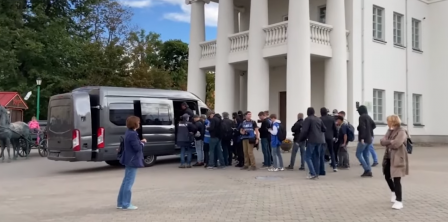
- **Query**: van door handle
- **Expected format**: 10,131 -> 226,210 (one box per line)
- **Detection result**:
169,128 -> 174,131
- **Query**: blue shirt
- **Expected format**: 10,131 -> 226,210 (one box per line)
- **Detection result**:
270,121 -> 282,147
239,120 -> 256,140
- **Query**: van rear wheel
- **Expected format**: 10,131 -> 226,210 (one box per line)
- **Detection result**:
143,155 -> 156,167
105,160 -> 122,167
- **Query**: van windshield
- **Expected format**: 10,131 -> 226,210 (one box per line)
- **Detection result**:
48,104 -> 72,133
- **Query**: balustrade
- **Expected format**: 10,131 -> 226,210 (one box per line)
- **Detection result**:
200,40 -> 217,58
229,31 -> 249,53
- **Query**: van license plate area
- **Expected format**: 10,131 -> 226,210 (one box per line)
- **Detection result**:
49,152 -> 59,157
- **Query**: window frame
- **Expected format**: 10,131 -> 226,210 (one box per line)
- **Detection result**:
373,5 -> 385,41
372,89 -> 385,122
412,94 -> 422,124
109,103 -> 134,126
393,12 -> 404,46
140,103 -> 173,126
393,91 -> 404,122
412,18 -> 422,51
108,102 -> 173,126
318,5 -> 326,24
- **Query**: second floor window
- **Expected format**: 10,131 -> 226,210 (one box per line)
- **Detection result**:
319,7 -> 326,23
412,19 -> 421,50
373,6 -> 384,41
393,13 -> 403,45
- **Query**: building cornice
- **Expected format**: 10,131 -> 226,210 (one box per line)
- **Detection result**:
419,0 -> 447,4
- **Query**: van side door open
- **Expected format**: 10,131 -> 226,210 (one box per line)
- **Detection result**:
134,98 -> 176,156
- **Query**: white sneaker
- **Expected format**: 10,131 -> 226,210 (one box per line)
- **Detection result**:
392,201 -> 403,210
268,167 -> 279,172
391,192 -> 396,203
278,167 -> 285,171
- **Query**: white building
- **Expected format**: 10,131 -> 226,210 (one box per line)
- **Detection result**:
186,0 -> 448,143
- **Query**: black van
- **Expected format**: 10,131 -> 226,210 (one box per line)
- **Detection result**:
46,86 -> 209,167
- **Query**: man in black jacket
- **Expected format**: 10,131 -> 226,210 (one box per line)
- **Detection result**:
221,112 -> 235,166
287,113 -> 305,170
233,111 -> 244,167
320,108 -> 338,173
180,102 -> 194,122
207,111 -> 225,169
299,107 -> 326,179
193,115 -> 205,166
258,111 -> 272,168
356,105 -> 376,177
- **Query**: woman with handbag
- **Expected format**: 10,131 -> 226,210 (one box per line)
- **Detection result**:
380,115 -> 409,210
117,116 -> 146,210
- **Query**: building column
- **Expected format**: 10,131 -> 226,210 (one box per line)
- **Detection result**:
240,72 -> 247,112
247,0 -> 269,114
286,0 -> 311,130
186,0 -> 209,101
324,0 -> 348,112
214,0 -> 235,113
234,9 -> 240,33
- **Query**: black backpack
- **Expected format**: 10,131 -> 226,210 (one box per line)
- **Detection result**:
117,136 -> 124,159
277,123 -> 287,141
221,119 -> 234,140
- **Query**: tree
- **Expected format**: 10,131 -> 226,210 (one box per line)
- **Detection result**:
159,40 -> 189,89
205,72 -> 215,109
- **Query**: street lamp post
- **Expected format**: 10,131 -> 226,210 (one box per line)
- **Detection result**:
36,77 -> 42,120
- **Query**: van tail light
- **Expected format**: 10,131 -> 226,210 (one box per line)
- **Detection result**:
72,129 -> 81,151
97,127 -> 105,148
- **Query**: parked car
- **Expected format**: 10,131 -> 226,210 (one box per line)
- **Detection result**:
46,86 -> 209,167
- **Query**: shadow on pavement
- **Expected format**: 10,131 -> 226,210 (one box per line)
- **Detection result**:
56,156 -> 183,174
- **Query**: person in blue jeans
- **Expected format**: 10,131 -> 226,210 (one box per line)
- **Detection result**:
258,111 -> 272,168
177,114 -> 197,168
206,111 -> 225,169
267,114 -> 284,171
369,136 -> 379,166
117,116 -> 146,210
287,113 -> 305,170
356,105 -> 376,177
298,107 -> 326,179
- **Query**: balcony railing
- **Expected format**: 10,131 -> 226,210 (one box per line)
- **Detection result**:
200,40 -> 216,58
263,21 -> 333,47
229,31 -> 249,53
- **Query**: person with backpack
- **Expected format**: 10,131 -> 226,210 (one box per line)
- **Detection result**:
258,111 -> 272,168
221,112 -> 235,166
193,115 -> 205,166
335,115 -> 350,168
267,114 -> 285,171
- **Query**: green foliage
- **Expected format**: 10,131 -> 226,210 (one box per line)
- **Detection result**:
0,0 -> 197,121
206,72 -> 215,109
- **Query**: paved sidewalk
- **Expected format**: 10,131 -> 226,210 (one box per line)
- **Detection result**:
0,147 -> 447,222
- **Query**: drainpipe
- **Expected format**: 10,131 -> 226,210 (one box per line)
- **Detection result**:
405,0 -> 410,130
361,0 -> 365,104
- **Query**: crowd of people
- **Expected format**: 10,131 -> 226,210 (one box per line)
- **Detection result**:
116,104 -> 410,210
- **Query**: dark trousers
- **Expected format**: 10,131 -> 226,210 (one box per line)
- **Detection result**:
221,139 -> 232,166
209,137 -> 224,167
203,143 -> 210,166
384,159 -> 403,202
236,141 -> 244,166
326,138 -> 336,169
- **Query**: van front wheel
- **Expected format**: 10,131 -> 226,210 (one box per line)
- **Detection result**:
143,155 -> 157,167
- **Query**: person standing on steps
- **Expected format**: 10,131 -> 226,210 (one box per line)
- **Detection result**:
287,113 -> 305,170
380,115 -> 409,210
239,111 -> 259,171
299,107 -> 326,179
356,105 -> 376,177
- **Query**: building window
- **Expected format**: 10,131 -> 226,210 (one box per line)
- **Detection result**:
394,92 -> 404,121
412,19 -> 421,50
109,103 -> 172,126
413,94 -> 422,124
373,6 -> 385,41
319,6 -> 326,23
393,13 -> 403,45
373,89 -> 385,122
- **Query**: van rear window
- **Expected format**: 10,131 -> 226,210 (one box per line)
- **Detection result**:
48,106 -> 72,133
